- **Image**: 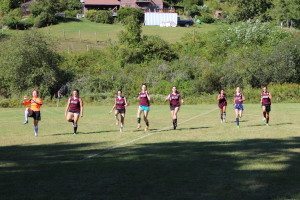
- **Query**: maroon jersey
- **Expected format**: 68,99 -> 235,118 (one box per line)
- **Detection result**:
169,93 -> 181,107
139,92 -> 150,106
218,93 -> 227,104
68,97 -> 81,112
116,96 -> 126,109
234,93 -> 244,104
261,91 -> 271,105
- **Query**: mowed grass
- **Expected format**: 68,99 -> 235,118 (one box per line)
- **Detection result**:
0,104 -> 299,199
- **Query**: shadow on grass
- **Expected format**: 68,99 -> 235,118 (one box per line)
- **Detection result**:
52,129 -> 119,136
247,122 -> 294,127
273,122 -> 294,126
147,126 -> 211,133
176,126 -> 211,131
247,124 -> 266,127
0,138 -> 299,200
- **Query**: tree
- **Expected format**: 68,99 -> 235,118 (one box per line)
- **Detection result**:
229,0 -> 272,21
269,0 -> 300,27
0,0 -> 21,14
30,0 -> 61,27
117,7 -> 144,24
118,15 -> 142,46
0,31 -> 62,97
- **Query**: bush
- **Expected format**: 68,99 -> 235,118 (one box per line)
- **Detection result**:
20,16 -> 35,29
34,12 -> 58,28
199,14 -> 215,24
0,98 -> 20,108
217,21 -> 291,47
86,10 -> 113,24
64,10 -> 79,18
0,0 -> 21,13
85,10 -> 97,21
117,7 -> 144,24
2,8 -> 21,29
141,35 -> 178,62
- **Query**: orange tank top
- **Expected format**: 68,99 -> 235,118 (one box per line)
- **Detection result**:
23,97 -> 43,111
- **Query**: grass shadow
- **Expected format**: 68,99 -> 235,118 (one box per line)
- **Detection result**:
273,122 -> 293,126
0,138 -> 299,199
52,129 -> 118,136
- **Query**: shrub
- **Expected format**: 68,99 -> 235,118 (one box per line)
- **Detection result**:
2,8 -> 21,29
34,12 -> 58,28
64,10 -> 79,18
0,0 -> 21,14
117,7 -> 144,24
199,14 -> 215,24
141,35 -> 178,62
85,10 -> 97,21
86,10 -> 113,24
20,16 -> 35,29
217,21 -> 291,47
0,98 -> 20,108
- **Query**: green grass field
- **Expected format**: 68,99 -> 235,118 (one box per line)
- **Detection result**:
0,104 -> 299,199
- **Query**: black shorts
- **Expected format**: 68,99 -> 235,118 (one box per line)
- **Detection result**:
29,111 -> 41,121
170,106 -> 180,111
218,102 -> 227,109
69,110 -> 80,114
262,104 -> 271,112
116,109 -> 126,114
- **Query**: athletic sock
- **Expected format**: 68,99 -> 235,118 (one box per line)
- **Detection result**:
266,117 -> 269,124
236,118 -> 239,126
73,124 -> 78,134
137,118 -> 141,124
25,109 -> 29,121
220,113 -> 223,121
174,119 -> 177,129
34,126 -> 38,136
145,121 -> 149,127
223,112 -> 226,121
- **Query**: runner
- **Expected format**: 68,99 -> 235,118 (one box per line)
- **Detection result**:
234,87 -> 245,127
65,89 -> 83,134
261,86 -> 272,126
22,90 -> 43,137
166,86 -> 183,130
217,89 -> 227,123
137,84 -> 150,131
110,90 -> 128,132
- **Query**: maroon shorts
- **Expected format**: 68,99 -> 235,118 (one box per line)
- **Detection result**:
218,102 -> 227,109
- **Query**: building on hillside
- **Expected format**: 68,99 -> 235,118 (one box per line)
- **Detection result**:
82,0 -> 163,13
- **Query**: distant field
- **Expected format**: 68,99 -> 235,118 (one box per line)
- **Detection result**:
0,104 -> 299,199
3,19 -> 219,51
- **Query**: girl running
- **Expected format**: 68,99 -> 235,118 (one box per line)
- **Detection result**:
110,90 -> 128,132
233,87 -> 245,127
65,89 -> 83,134
261,86 -> 272,126
217,89 -> 227,123
137,84 -> 150,131
166,86 -> 183,130
22,90 -> 43,137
